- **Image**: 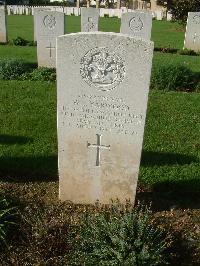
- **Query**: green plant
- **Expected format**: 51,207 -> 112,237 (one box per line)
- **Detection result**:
151,63 -> 198,91
154,47 -> 178,53
69,203 -> 170,265
196,82 -> 200,92
0,198 -> 16,246
21,67 -> 56,82
12,36 -> 29,46
178,49 -> 199,56
0,59 -> 32,80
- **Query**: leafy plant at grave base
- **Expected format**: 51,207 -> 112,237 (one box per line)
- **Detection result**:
154,47 -> 178,54
151,63 -> 199,92
21,67 -> 56,82
178,49 -> 199,56
196,82 -> 200,92
0,198 -> 16,247
12,36 -> 29,46
27,41 -> 37,47
0,59 -> 33,80
68,202 -> 171,265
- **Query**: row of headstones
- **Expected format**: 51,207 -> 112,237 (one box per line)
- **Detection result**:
0,7 -> 199,53
5,5 -> 169,20
35,8 -> 200,69
35,8 -> 153,68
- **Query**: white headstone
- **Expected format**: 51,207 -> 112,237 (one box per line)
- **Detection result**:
120,11 -> 152,40
34,7 -> 51,42
184,12 -> 200,52
0,9 -> 7,43
100,8 -> 105,18
74,7 -> 80,16
155,10 -> 163,21
81,7 -> 99,32
37,11 -> 64,68
167,11 -> 172,21
57,32 -> 154,204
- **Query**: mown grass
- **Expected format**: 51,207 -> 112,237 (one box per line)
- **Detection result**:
2,15 -> 198,72
0,14 -> 199,265
6,15 -> 185,49
0,81 -> 199,209
0,45 -> 199,74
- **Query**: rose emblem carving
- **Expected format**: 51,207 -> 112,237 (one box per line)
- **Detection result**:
80,47 -> 126,91
43,15 -> 56,29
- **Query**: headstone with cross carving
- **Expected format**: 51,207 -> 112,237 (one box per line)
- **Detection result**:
81,7 -> 99,32
0,9 -> 7,43
120,11 -> 152,40
57,32 -> 154,204
36,11 -> 64,68
184,12 -> 200,52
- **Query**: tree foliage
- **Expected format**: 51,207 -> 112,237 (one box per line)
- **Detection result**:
157,0 -> 200,23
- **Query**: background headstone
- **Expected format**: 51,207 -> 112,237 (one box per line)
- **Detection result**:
37,11 -> 64,68
81,7 -> 99,32
120,11 -> 152,40
34,7 -> 51,42
167,11 -> 172,21
57,32 -> 154,204
184,12 -> 200,52
156,10 -> 163,21
0,9 -> 7,43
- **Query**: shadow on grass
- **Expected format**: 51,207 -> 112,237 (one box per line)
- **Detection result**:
141,151 -> 198,166
0,155 -> 58,182
137,179 -> 200,211
0,134 -> 33,145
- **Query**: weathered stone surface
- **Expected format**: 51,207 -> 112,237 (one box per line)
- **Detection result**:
37,11 -> 64,68
57,32 -> 153,204
120,11 -> 152,40
81,7 -> 99,32
34,7 -> 51,42
0,9 -> 7,43
184,12 -> 200,52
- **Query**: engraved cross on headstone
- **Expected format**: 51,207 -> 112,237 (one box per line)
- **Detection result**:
87,134 -> 110,167
46,42 -> 55,58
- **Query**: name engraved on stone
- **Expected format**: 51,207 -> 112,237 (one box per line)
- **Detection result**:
46,42 -> 56,58
60,94 -> 143,135
87,134 -> 110,166
193,15 -> 200,24
80,47 -> 126,91
43,15 -> 56,29
129,17 -> 144,32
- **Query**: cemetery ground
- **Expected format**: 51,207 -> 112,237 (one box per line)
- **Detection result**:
0,15 -> 199,265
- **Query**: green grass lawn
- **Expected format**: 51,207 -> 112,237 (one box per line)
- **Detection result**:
6,15 -> 185,49
0,80 -> 199,207
2,15 -> 198,72
0,15 -> 199,264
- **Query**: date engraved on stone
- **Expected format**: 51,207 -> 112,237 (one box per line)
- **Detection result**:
129,16 -> 144,32
60,95 -> 143,136
43,15 -> 56,29
80,47 -> 126,91
193,15 -> 200,24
